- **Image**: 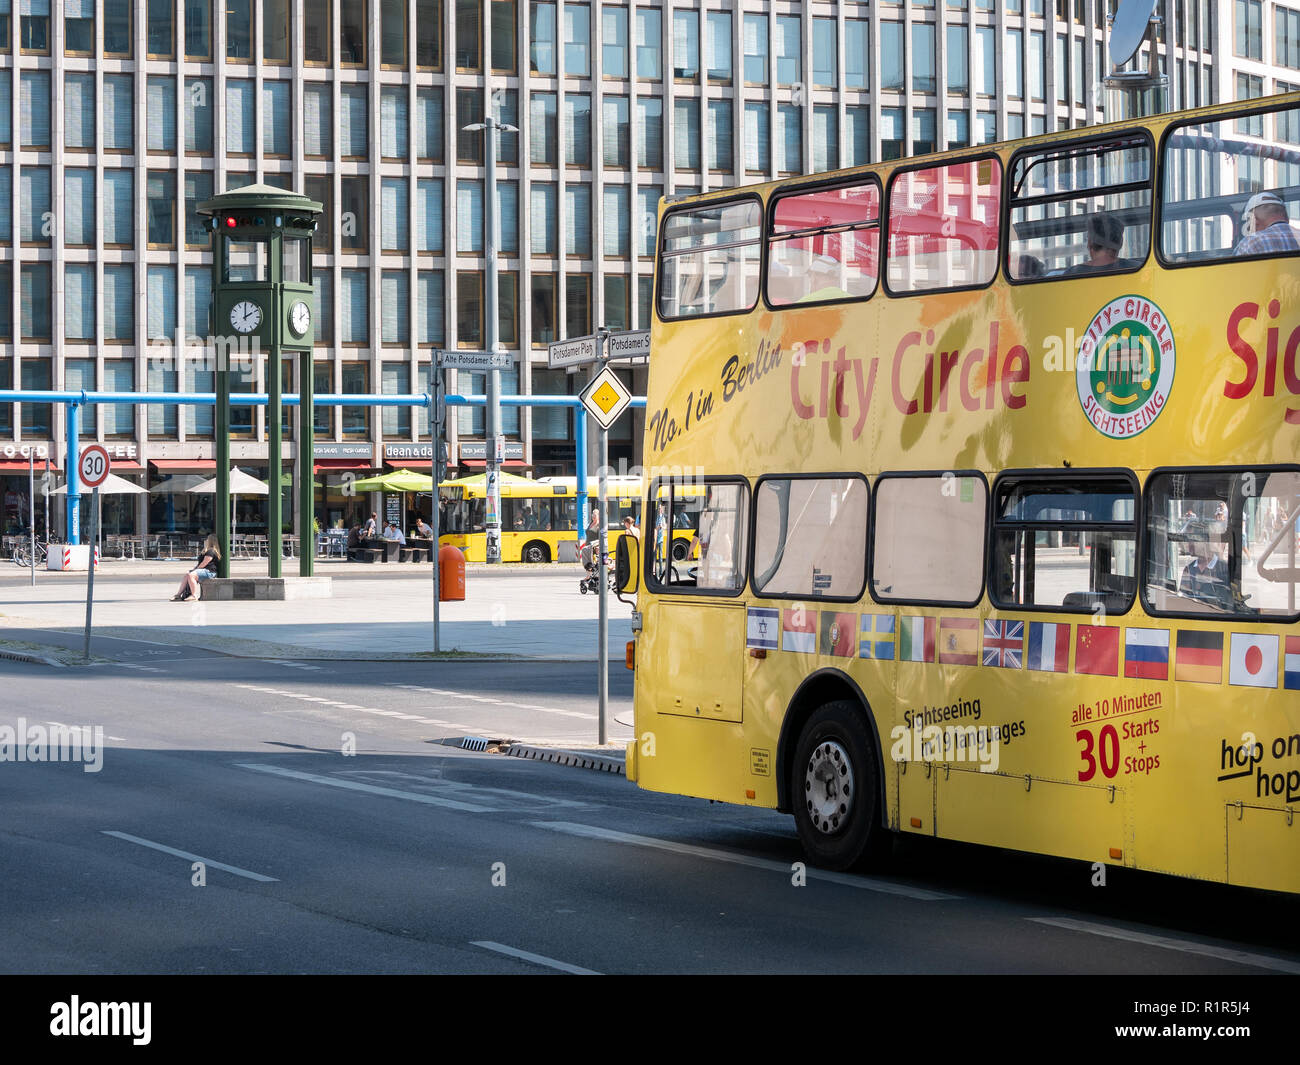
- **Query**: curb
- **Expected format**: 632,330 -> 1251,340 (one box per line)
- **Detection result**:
0,649 -> 66,668
504,743 -> 626,776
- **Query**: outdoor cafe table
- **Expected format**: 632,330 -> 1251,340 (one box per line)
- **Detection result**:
363,539 -> 402,562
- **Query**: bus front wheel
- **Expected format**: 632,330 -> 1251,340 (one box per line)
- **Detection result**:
522,541 -> 551,564
791,701 -> 884,871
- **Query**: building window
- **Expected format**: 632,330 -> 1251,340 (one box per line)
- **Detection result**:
882,22 -> 904,91
636,185 -> 660,257
492,0 -> 517,72
65,268 -> 94,342
67,1 -> 94,54
305,0 -> 331,62
381,87 -> 409,159
637,97 -> 663,168
846,20 -> 868,89
531,182 -> 556,254
604,185 -> 630,257
913,108 -> 936,155
185,171 -> 214,247
264,0 -> 289,61
341,270 -> 368,344
103,264 -> 133,341
947,111 -> 970,150
147,171 -> 177,246
416,0 -> 441,68
976,26 -> 996,97
226,79 -> 255,154
65,73 -> 94,150
341,176 -> 369,253
914,22 -> 937,94
812,105 -> 837,173
1278,6 -> 1300,68
381,178 -> 409,252
341,0 -> 366,64
708,99 -> 733,172
636,7 -> 661,79
1007,28 -> 1024,98
417,271 -> 445,346
457,270 -> 483,347
603,5 -> 628,78
497,180 -> 519,253
185,77 -> 214,153
341,84 -> 368,157
416,86 -> 444,161
147,265 -> 177,342
605,274 -> 629,331
381,0 -> 406,66
674,98 -> 700,170
341,363 -> 369,437
566,93 -> 592,167
565,2 -> 590,76
604,94 -> 630,167
227,0 -> 252,59
530,91 -> 557,164
531,273 -> 556,345
531,1 -> 557,74
743,14 -> 768,84
745,102 -> 769,173
21,70 -> 51,149
312,272 -> 332,344
382,363 -> 411,435
457,87 -> 485,163
66,361 -> 97,437
776,14 -> 800,86
381,273 -> 410,345
457,179 -> 483,253
104,169 -> 133,246
415,178 -> 444,253
263,80 -> 291,156
304,84 -> 332,157
673,9 -> 698,79
566,183 -> 591,257
20,360 -> 52,435
1236,0 -> 1263,59
456,0 -> 482,70
21,1 -> 49,54
186,0 -> 213,58
776,102 -> 801,174
65,168 -> 94,246
812,17 -> 836,88
948,24 -> 969,95
881,107 -> 904,161
566,274 -> 591,337
20,167 -> 50,245
707,11 -> 732,83
846,105 -> 870,167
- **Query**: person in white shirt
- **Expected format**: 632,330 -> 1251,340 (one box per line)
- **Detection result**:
383,522 -> 406,545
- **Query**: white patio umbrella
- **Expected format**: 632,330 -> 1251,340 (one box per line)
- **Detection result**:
187,469 -> 269,536
53,473 -> 146,555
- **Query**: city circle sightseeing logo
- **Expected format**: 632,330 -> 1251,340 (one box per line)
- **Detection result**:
1076,295 -> 1176,439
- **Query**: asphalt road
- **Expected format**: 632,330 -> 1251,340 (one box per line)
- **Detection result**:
0,647 -> 1298,977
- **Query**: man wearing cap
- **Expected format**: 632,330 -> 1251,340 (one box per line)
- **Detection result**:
1234,191 -> 1300,256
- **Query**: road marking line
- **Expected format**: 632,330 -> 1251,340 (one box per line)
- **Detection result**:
102,831 -> 278,882
470,940 -> 600,975
114,663 -> 165,673
234,763 -> 499,813
529,822 -> 957,900
1026,917 -> 1300,974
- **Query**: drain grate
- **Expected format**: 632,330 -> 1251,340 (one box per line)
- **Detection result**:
460,736 -> 490,751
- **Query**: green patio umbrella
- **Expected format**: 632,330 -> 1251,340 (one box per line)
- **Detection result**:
346,468 -> 435,493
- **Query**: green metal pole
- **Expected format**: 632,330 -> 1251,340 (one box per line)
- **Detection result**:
268,233 -> 283,580
299,348 -> 314,577
214,236 -> 230,579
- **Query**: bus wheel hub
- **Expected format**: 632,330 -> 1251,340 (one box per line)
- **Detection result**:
805,741 -> 854,835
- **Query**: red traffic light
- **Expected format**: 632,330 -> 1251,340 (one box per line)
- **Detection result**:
225,216 -> 237,228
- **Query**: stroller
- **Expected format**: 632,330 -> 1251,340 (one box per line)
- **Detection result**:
578,539 -> 615,594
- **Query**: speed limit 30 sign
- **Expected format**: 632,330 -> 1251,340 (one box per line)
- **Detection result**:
79,444 -> 111,489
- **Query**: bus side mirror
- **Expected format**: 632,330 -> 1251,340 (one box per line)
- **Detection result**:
615,533 -> 640,602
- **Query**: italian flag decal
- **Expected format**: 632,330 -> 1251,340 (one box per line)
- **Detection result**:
898,616 -> 936,663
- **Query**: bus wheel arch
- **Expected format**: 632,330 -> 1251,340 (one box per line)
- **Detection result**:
521,541 -> 551,564
777,670 -> 890,870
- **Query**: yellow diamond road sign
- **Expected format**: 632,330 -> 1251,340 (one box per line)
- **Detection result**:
580,367 -> 632,429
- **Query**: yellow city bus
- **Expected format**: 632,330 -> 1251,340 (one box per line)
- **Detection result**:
622,92 -> 1300,895
439,474 -> 695,563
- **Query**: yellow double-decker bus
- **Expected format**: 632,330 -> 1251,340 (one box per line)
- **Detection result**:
622,92 -> 1300,895
439,474 -> 696,563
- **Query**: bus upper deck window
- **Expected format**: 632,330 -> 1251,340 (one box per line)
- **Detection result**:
1161,104 -> 1300,266
767,181 -> 880,307
658,200 -> 761,319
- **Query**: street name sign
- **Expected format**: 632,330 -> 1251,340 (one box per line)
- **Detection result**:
580,366 -> 633,430
436,349 -> 512,371
606,330 -> 650,361
548,335 -> 601,369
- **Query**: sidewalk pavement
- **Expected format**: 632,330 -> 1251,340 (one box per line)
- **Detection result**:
0,559 -> 634,662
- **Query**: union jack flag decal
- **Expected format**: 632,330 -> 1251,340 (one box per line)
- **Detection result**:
982,619 -> 1024,669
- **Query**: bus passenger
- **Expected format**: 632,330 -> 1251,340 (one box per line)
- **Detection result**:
1179,527 -> 1232,611
1234,191 -> 1300,256
1065,213 -> 1124,274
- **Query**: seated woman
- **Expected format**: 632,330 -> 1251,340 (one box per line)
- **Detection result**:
172,534 -> 220,601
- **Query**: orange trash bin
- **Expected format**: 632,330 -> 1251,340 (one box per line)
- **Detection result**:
438,544 -> 465,601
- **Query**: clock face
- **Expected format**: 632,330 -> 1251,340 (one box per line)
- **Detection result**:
289,300 -> 312,337
230,300 -> 263,334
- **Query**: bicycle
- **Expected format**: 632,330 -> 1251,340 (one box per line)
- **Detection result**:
12,539 -> 48,568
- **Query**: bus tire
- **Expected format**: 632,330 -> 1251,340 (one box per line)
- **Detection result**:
671,539 -> 688,561
522,541 -> 550,564
791,700 -> 885,871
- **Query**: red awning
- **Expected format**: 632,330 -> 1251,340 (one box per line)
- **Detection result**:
459,460 -> 531,469
314,459 -> 373,473
0,459 -> 61,473
108,460 -> 144,472
149,459 -> 217,473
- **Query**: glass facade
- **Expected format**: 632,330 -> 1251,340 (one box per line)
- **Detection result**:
0,0 -> 1257,528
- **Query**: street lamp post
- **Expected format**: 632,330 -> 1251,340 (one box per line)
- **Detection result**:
463,114 -> 518,565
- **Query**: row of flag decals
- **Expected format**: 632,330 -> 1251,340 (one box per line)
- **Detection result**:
744,607 -> 1300,689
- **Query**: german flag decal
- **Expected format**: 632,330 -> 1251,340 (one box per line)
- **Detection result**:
1175,630 -> 1224,685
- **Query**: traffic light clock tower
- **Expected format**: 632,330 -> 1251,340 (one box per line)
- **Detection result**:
198,183 -> 330,595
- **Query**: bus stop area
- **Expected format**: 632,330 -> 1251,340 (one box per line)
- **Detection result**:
0,561 -> 633,664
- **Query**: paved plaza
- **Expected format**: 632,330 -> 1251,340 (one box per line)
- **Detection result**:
0,560 -> 633,662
